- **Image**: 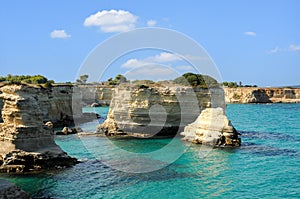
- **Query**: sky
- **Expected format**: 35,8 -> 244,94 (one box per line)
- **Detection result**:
0,0 -> 300,86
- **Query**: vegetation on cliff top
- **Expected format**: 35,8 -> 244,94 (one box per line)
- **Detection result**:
173,73 -> 219,88
223,81 -> 257,88
0,74 -> 54,88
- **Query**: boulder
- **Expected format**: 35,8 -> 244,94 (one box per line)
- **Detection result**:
181,107 -> 241,147
91,102 -> 101,107
45,121 -> 53,129
56,127 -> 83,135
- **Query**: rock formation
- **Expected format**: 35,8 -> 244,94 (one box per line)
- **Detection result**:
0,85 -> 77,173
97,84 -> 225,137
224,87 -> 300,103
0,179 -> 30,199
181,107 -> 241,147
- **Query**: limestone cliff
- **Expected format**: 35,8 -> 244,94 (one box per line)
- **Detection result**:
224,87 -> 300,103
181,107 -> 241,147
78,85 -> 114,106
97,84 -> 225,137
0,85 -> 77,173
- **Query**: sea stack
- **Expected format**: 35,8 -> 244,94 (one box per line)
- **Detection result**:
181,107 -> 241,147
97,84 -> 225,137
0,85 -> 77,173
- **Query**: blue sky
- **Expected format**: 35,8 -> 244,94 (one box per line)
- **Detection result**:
0,0 -> 299,86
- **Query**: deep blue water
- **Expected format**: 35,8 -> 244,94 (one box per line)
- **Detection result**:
1,104 -> 300,198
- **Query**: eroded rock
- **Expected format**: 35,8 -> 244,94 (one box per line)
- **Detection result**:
97,85 -> 225,137
0,85 -> 77,173
181,107 -> 241,147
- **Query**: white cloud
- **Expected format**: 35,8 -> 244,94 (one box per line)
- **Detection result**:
50,30 -> 71,39
268,47 -> 281,54
152,52 -> 181,62
244,31 -> 257,36
121,52 -> 182,69
176,65 -> 194,71
268,44 -> 300,54
84,10 -> 138,33
122,59 -> 148,68
125,65 -> 178,81
288,44 -> 300,51
147,20 -> 156,27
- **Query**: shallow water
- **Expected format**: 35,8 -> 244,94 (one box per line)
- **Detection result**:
1,104 -> 299,198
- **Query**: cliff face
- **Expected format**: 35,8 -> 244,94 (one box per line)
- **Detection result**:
0,85 -> 77,173
78,85 -> 114,106
224,87 -> 300,103
40,85 -> 75,126
0,94 -> 3,123
97,85 -> 225,137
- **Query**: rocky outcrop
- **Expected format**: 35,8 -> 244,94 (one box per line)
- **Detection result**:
181,107 -> 241,147
0,179 -> 30,199
97,84 -> 225,137
0,85 -> 77,173
224,87 -> 300,103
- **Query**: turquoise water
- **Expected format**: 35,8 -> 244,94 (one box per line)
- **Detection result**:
1,104 -> 300,198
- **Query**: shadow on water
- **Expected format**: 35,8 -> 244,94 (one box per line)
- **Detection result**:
240,130 -> 298,141
239,131 -> 300,157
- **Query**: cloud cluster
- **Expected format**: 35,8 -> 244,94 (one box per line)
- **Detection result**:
268,44 -> 300,54
125,65 -> 178,81
50,30 -> 71,39
122,52 -> 182,68
84,10 -> 138,32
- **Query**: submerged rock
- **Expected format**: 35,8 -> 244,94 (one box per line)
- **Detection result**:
181,107 -> 241,147
0,179 -> 30,199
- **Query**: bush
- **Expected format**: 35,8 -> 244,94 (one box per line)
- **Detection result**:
0,74 -> 54,85
173,73 -> 219,88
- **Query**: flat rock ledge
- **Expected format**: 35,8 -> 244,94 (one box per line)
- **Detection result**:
0,150 -> 77,173
181,107 -> 241,147
0,179 -> 30,199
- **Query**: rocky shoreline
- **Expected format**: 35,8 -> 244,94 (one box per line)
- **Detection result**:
224,87 -> 300,103
1,83 -> 296,173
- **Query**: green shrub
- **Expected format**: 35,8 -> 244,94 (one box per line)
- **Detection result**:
173,73 -> 219,88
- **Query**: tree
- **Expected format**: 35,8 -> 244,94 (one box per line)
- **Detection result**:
77,74 -> 89,83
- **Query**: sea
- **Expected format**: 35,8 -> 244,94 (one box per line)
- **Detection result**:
1,104 -> 299,199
